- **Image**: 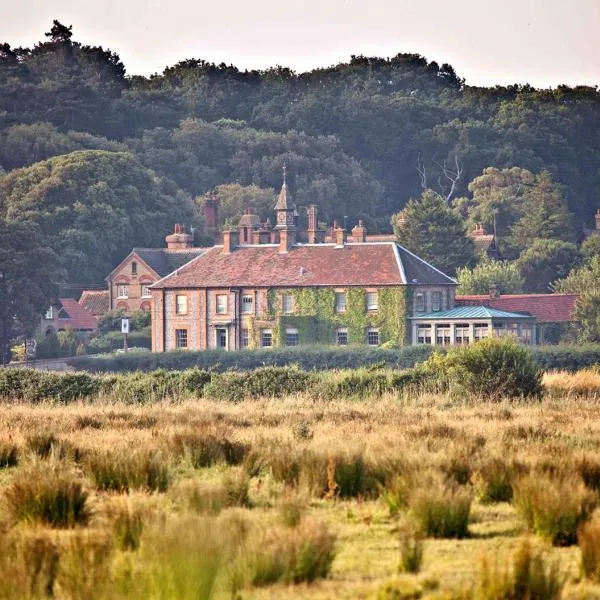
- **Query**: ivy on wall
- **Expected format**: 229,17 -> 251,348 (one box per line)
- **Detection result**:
259,287 -> 410,347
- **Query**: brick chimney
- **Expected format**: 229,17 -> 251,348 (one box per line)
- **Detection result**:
489,284 -> 500,299
334,222 -> 346,248
351,220 -> 367,243
471,224 -> 486,237
165,224 -> 193,250
222,230 -> 239,254
307,205 -> 318,244
203,193 -> 219,240
279,228 -> 296,254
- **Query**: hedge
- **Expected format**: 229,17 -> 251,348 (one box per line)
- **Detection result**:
68,345 -> 435,373
67,344 -> 600,375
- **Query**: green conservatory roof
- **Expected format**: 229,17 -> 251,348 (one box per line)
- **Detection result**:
410,306 -> 534,320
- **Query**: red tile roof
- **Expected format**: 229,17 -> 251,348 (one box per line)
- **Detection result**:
455,294 -> 578,323
79,290 -> 109,316
59,298 -> 99,330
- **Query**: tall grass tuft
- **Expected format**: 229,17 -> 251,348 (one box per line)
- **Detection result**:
111,500 -> 145,551
578,513 -> 600,581
173,428 -> 248,468
397,520 -> 424,574
6,462 -> 89,527
88,450 -> 171,493
478,538 -> 564,600
0,439 -> 18,468
513,474 -> 597,546
476,457 -> 525,504
410,478 -> 472,539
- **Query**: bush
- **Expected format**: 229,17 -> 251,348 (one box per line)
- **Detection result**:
513,474 -> 597,546
478,538 -> 564,600
423,337 -> 543,401
410,478 -> 472,539
6,462 -> 89,527
88,450 -> 171,493
87,328 -> 152,354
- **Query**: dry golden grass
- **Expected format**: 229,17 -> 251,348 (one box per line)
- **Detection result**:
0,382 -> 599,598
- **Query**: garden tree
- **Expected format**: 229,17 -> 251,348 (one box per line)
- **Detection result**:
456,258 -> 524,295
573,293 -> 600,343
517,239 -> 580,293
581,235 -> 600,263
457,168 -> 575,258
198,183 -> 276,229
0,219 -> 61,363
0,150 -> 198,284
391,189 -> 474,275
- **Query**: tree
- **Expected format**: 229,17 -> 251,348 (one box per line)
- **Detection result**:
456,257 -> 524,295
0,219 -> 60,363
517,239 -> 580,293
581,235 -> 600,263
573,293 -> 600,343
391,189 -> 474,275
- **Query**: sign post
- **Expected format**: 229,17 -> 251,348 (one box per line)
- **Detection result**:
121,318 -> 130,353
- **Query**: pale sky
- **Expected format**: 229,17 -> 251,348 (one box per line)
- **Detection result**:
2,0 -> 600,88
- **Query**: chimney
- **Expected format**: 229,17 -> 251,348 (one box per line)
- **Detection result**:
489,284 -> 500,299
203,193 -> 219,240
334,224 -> 346,248
165,224 -> 193,250
596,209 -> 600,232
279,228 -> 296,254
307,205 -> 318,243
222,230 -> 239,254
351,220 -> 367,243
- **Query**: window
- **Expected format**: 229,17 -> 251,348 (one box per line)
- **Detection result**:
117,285 -> 129,299
282,294 -> 294,314
175,329 -> 188,348
141,286 -> 152,298
241,328 -> 250,348
520,323 -> 532,345
455,324 -> 470,345
493,323 -> 506,337
367,328 -> 380,346
261,329 -> 273,348
366,291 -> 379,311
436,324 -> 451,345
44,307 -> 54,320
241,295 -> 254,314
417,325 -> 432,344
336,328 -> 348,346
176,294 -> 187,314
431,291 -> 442,312
474,323 -> 489,341
216,294 -> 228,314
285,328 -> 299,346
131,261 -> 137,275
216,327 -> 227,349
415,292 -> 425,313
335,292 -> 347,313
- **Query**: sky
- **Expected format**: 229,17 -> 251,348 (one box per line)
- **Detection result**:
2,0 -> 600,88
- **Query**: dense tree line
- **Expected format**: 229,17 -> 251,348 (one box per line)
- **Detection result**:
1,20 -> 600,349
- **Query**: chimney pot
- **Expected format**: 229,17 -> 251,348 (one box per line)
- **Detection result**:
488,284 -> 500,299
222,230 -> 239,254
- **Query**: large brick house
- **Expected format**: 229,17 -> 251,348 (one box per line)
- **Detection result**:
149,174 -> 537,351
106,225 -> 206,314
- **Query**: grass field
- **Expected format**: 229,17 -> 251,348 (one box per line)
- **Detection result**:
0,369 -> 599,599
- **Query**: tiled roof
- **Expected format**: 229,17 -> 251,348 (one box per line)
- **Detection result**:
411,306 -> 535,320
79,290 -> 109,316
59,298 -> 98,330
133,248 -> 207,277
151,242 -> 457,289
455,294 -> 578,323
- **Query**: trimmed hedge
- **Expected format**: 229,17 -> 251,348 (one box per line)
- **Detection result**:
67,344 -> 600,375
68,346 -> 435,373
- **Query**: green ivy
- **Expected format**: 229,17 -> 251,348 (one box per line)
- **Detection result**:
258,287 -> 409,347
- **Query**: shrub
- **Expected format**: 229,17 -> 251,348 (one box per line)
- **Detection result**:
478,538 -> 564,600
397,521 -> 424,574
249,520 -> 336,586
579,512 -> 600,581
88,450 -> 171,493
513,474 -> 597,546
410,478 -> 472,539
173,428 -> 248,468
423,337 -> 543,401
6,462 -> 89,527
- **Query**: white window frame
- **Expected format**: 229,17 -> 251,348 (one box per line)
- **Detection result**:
415,292 -> 425,313
335,291 -> 347,313
241,328 -> 250,348
261,329 -> 273,348
175,294 -> 188,315
175,328 -> 188,348
285,328 -> 299,347
366,328 -> 380,346
282,294 -> 294,314
44,307 -> 55,320
141,285 -> 152,298
216,294 -> 228,315
117,285 -> 129,299
417,325 -> 432,344
241,295 -> 254,314
336,327 -> 348,346
366,291 -> 379,311
435,324 -> 451,346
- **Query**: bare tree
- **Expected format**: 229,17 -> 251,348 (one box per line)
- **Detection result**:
436,155 -> 463,204
416,153 -> 427,190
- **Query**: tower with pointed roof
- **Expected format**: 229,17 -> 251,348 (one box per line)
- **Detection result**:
275,165 -> 296,252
